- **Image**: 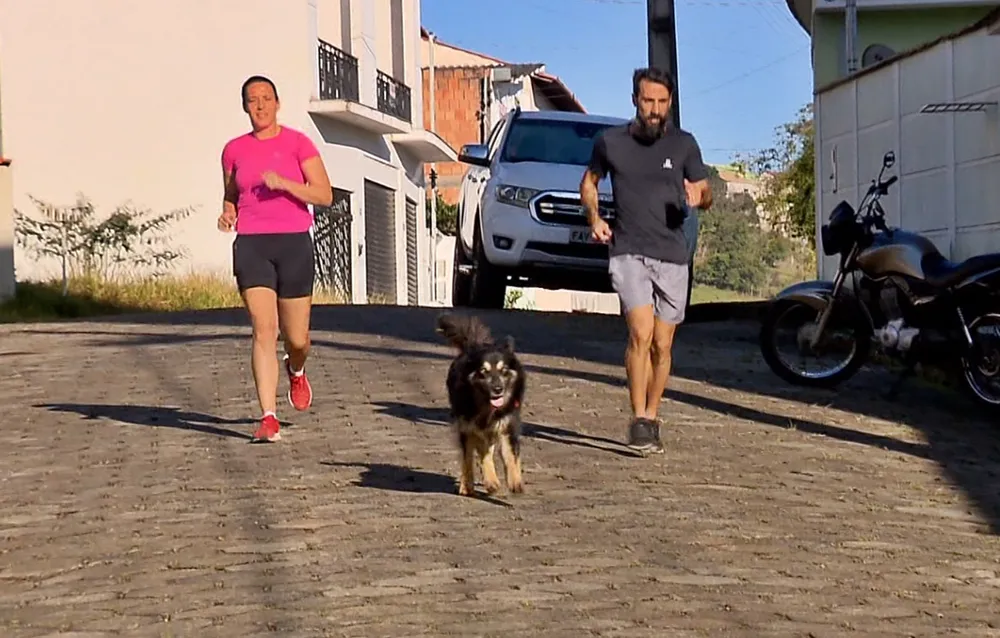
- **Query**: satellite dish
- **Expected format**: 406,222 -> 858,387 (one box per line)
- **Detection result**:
862,44 -> 896,67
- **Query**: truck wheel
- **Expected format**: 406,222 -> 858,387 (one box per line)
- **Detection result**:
452,238 -> 473,307
469,223 -> 506,309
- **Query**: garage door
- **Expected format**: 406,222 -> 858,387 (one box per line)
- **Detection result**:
405,197 -> 419,305
363,180 -> 397,304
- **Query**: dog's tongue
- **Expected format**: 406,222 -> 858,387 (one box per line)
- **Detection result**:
490,396 -> 505,408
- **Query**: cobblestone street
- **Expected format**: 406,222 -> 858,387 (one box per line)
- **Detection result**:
2,306 -> 999,637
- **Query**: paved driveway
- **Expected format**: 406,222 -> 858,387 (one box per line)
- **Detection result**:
1,306 -> 999,637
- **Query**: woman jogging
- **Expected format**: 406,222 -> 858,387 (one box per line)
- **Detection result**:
218,75 -> 333,442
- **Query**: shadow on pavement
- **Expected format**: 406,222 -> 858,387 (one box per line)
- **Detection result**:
319,460 -> 513,507
36,403 -> 255,440
16,304 -> 1000,533
371,400 -> 643,459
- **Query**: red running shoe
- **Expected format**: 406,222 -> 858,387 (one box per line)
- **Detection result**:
252,414 -> 281,442
285,355 -> 313,411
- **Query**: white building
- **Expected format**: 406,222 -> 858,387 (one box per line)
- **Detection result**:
0,0 -> 455,305
814,8 -> 1000,279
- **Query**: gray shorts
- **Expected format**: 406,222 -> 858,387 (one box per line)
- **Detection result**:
609,253 -> 689,324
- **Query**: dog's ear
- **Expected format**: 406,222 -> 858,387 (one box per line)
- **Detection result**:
500,335 -> 516,353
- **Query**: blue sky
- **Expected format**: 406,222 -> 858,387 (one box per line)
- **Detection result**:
420,0 -> 813,166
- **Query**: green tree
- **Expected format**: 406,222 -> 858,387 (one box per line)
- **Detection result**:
425,194 -> 457,236
694,166 -> 791,295
736,103 -> 815,246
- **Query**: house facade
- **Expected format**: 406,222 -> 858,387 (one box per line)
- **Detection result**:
787,0 -> 998,87
711,164 -> 766,201
419,32 -> 584,204
0,0 -> 455,305
812,10 -> 1000,279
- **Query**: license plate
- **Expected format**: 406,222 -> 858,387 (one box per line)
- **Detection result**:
569,229 -> 597,243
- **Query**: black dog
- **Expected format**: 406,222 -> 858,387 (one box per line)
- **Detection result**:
436,313 -> 526,496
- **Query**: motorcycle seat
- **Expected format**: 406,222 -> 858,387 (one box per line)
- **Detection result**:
923,252 -> 1000,288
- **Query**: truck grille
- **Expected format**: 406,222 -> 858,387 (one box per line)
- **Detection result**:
532,193 -> 615,228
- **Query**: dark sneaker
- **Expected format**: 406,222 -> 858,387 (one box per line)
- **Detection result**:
647,419 -> 665,454
252,414 -> 281,442
627,418 -> 658,452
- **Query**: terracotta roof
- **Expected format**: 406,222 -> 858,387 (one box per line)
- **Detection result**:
420,27 -> 507,65
421,26 -> 585,113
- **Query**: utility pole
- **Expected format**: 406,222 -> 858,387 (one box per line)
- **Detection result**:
646,0 -> 680,128
427,31 -> 439,304
845,0 -> 859,74
647,0 -> 695,308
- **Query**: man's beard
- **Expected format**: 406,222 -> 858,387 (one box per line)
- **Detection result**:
629,112 -> 668,145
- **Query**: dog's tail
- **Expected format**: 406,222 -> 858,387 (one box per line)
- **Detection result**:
436,313 -> 493,351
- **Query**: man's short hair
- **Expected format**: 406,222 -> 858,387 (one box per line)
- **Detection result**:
632,67 -> 674,97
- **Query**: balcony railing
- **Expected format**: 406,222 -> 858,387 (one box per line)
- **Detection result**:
376,70 -> 412,123
318,39 -> 359,102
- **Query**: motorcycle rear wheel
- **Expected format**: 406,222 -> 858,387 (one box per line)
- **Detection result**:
759,299 -> 871,388
960,312 -> 1000,409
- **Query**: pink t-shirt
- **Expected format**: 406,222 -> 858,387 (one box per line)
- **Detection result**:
221,126 -> 321,235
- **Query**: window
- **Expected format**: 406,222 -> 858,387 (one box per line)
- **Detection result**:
500,119 -> 614,166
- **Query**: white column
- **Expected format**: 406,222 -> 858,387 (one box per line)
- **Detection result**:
307,0 -> 319,100
350,0 -> 377,108
407,0 -> 424,124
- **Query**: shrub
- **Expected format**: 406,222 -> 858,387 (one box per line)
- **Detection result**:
14,194 -> 194,282
425,194 -> 457,236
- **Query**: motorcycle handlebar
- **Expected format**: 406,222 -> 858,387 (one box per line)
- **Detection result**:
883,175 -> 898,188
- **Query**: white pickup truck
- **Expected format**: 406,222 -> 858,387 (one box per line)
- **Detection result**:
451,108 -> 698,309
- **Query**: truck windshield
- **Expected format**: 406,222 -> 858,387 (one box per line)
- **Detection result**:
500,119 -> 614,166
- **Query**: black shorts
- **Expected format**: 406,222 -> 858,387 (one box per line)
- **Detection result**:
232,232 -> 315,298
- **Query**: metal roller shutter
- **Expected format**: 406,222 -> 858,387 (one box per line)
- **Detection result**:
364,180 -> 397,304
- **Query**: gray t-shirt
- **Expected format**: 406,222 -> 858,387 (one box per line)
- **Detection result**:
587,123 -> 709,265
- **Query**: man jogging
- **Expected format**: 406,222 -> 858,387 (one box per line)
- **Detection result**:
580,66 -> 713,453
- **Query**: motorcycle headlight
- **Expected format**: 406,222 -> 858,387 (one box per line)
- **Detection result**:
495,184 -> 540,209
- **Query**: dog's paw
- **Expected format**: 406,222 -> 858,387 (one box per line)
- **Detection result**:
483,478 -> 501,495
458,481 -> 474,497
508,479 -> 524,495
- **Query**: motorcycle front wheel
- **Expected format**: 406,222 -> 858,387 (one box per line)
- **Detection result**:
759,299 -> 871,388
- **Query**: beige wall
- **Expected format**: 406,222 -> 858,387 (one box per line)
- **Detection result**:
317,0 -> 347,51
816,22 -> 1000,279
0,0 -> 313,281
0,0 -> 433,304
374,1 -> 393,77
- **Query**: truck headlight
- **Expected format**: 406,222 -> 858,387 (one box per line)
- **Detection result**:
495,184 -> 540,209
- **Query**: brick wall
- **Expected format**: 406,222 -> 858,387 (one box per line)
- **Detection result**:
421,66 -> 488,205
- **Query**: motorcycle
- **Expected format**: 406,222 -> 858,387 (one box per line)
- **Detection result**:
759,150 -> 1000,408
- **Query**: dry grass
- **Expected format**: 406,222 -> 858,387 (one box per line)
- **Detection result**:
0,272 -> 348,323
690,284 -> 762,305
